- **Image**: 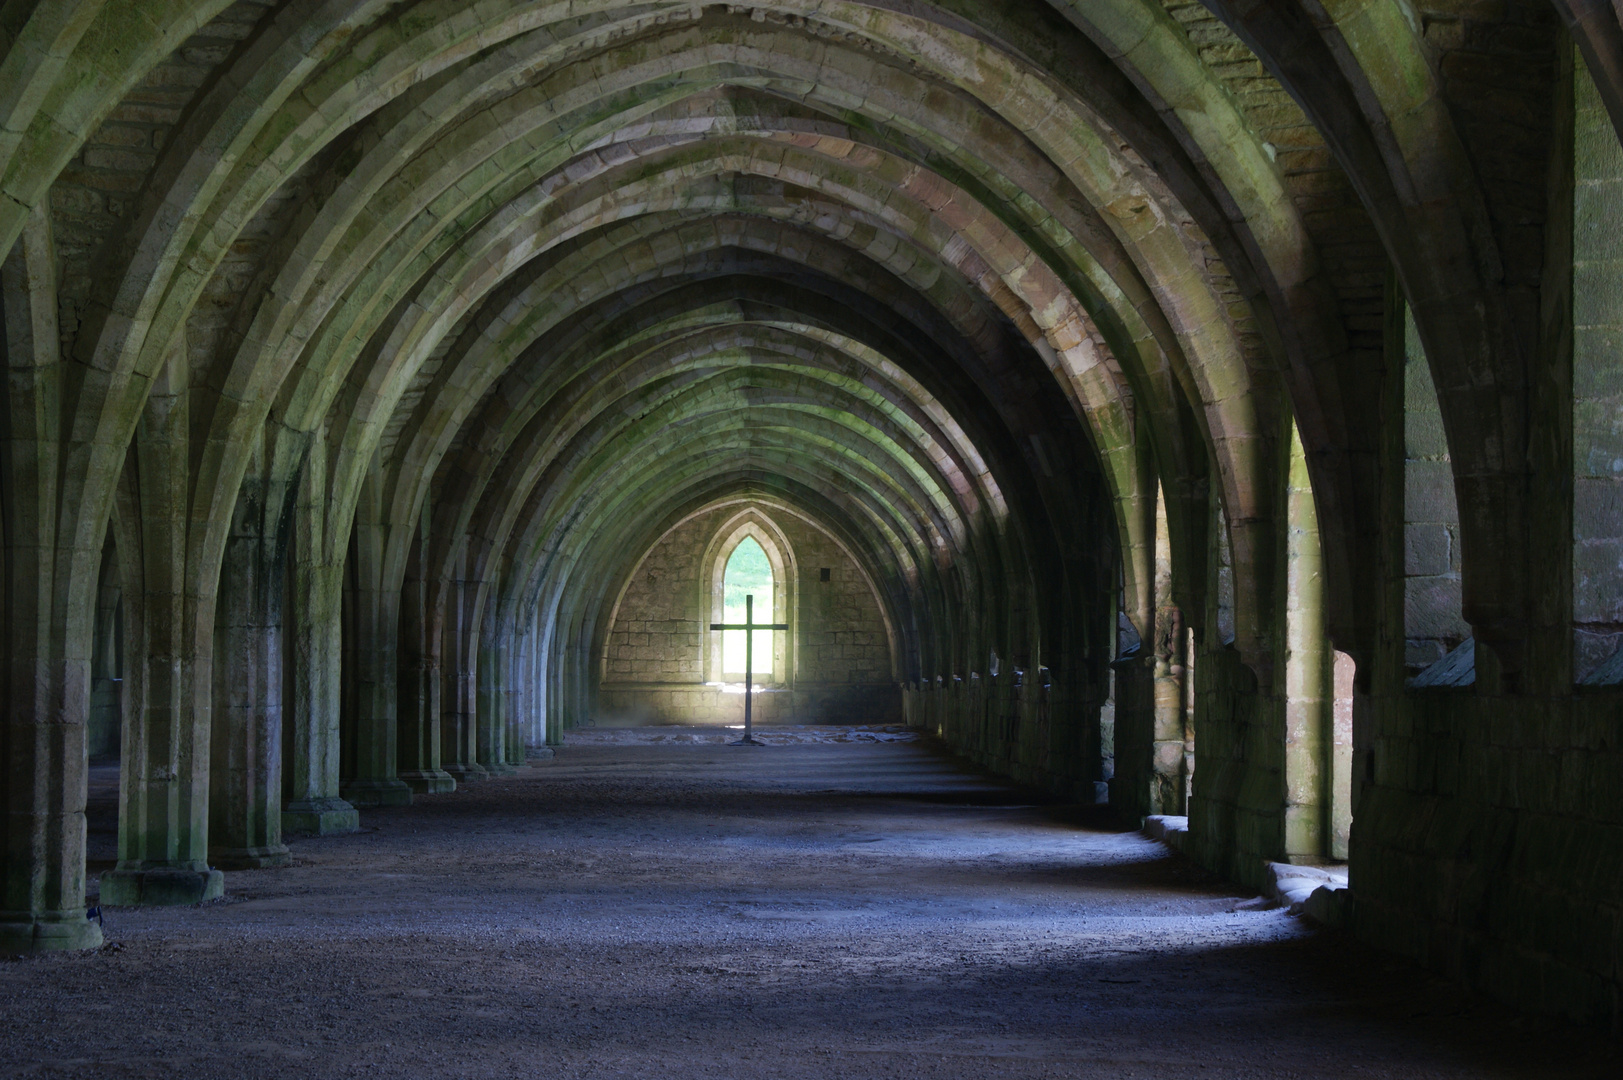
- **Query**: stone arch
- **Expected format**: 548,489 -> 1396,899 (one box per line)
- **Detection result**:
7,5 -> 1599,1022
591,494 -> 903,727
703,511 -> 796,687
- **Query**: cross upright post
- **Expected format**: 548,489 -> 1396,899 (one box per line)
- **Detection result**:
710,593 -> 789,745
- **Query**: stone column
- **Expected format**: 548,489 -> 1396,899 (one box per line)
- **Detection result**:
439,570 -> 487,783
1150,482 -> 1186,816
209,475 -> 291,870
477,600 -> 517,776
89,533 -> 123,761
0,608 -> 102,946
281,435 -> 359,836
539,618 -> 562,747
1329,650 -> 1354,861
340,504 -> 411,808
508,616 -> 549,761
0,210 -> 102,950
103,342 -> 223,907
505,620 -> 529,760
1105,416 -> 1160,821
397,535 -> 453,793
1283,422 -> 1330,862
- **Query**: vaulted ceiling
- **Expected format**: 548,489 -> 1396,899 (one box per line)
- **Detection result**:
0,0 -> 1578,688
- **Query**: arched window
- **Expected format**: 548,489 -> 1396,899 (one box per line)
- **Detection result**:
722,536 -> 775,679
703,510 -> 795,686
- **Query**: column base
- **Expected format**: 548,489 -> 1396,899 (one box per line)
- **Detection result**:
526,747 -> 555,762
0,912 -> 103,952
100,867 -> 225,907
210,845 -> 292,870
340,778 -> 413,808
399,769 -> 456,795
443,762 -> 490,783
481,762 -> 521,776
282,797 -> 360,836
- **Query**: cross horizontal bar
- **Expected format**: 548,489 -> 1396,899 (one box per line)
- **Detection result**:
709,622 -> 789,631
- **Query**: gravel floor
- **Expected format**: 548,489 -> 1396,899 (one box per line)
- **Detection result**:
2,728 -> 1615,1079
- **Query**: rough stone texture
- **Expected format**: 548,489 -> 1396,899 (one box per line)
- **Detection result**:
906,665 -> 1107,808
52,2 -> 273,362
1107,654 -> 1156,823
1160,0 -> 1387,361
13,738 -> 1610,1079
1573,52 -> 1623,680
597,505 -> 899,725
599,515 -> 710,686
1353,689 -> 1623,1029
1402,310 -> 1470,676
0,0 -> 1621,1045
88,536 -> 123,762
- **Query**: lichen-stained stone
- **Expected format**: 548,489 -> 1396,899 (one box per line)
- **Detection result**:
596,502 -> 899,725
0,0 -> 1618,1043
280,434 -> 360,838
101,341 -> 222,908
207,475 -> 293,870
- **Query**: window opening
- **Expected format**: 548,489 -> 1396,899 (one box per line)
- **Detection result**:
723,537 -> 775,679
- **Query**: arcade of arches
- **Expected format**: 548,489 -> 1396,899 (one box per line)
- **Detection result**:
5,0 -> 1623,1049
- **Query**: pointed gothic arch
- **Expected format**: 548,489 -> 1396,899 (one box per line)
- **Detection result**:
701,511 -> 797,686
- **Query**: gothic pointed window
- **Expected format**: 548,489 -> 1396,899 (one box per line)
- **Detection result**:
722,537 -> 774,679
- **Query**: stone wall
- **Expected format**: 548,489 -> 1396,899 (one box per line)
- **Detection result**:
1338,44 -> 1623,1029
53,3 -> 276,365
1573,52 -> 1623,681
595,505 -> 899,725
1353,687 -> 1623,1027
599,514 -> 709,686
1106,658 -> 1156,820
905,644 -> 1112,805
1402,310 -> 1470,677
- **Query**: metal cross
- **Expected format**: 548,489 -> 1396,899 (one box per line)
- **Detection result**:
709,594 -> 788,745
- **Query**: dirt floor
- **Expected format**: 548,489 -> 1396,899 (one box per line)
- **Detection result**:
3,727 -> 1617,1079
